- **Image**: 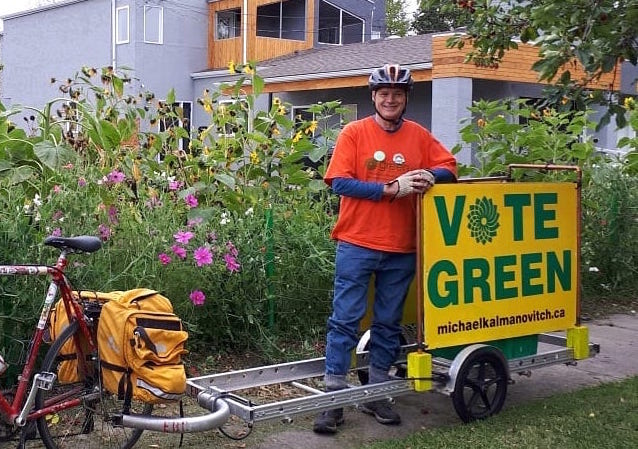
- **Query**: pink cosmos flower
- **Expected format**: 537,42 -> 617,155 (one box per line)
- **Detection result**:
158,253 -> 171,265
108,205 -> 119,225
184,194 -> 198,208
107,170 -> 126,184
78,177 -> 87,187
171,245 -> 187,259
173,230 -> 195,244
52,210 -> 64,221
169,180 -> 183,191
223,253 -> 241,273
98,224 -> 111,241
226,241 -> 239,257
193,246 -> 213,267
189,290 -> 206,306
187,217 -> 203,228
53,185 -> 61,194
50,228 -> 62,237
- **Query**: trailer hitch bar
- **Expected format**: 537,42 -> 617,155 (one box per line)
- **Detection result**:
117,391 -> 230,433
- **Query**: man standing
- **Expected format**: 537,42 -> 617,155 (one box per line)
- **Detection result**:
313,64 -> 457,434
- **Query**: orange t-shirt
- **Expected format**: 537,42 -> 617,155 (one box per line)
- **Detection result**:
324,116 -> 457,253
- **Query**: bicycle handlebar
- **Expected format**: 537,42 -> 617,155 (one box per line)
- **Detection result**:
118,391 -> 230,433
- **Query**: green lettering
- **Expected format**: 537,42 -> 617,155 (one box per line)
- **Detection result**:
504,194 -> 531,241
494,255 -> 518,300
534,193 -> 559,239
547,250 -> 571,292
428,260 -> 458,308
434,195 -> 466,246
463,258 -> 491,303
521,252 -> 543,296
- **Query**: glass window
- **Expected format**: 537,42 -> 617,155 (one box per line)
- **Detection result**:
144,6 -> 163,44
257,0 -> 305,41
318,1 -> 363,45
216,9 -> 241,40
116,6 -> 129,44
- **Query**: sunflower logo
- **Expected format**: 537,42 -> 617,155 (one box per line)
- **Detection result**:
467,197 -> 500,244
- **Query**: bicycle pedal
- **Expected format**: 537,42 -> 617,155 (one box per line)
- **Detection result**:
35,372 -> 57,390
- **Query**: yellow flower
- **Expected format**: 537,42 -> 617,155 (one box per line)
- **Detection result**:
250,150 -> 260,164
561,96 -> 569,105
244,64 -> 255,75
305,120 -> 318,135
271,126 -> 281,136
228,60 -> 236,74
292,131 -> 303,143
203,102 -> 213,114
624,96 -> 635,110
543,108 -> 551,117
273,97 -> 281,105
477,118 -> 486,128
278,106 -> 287,115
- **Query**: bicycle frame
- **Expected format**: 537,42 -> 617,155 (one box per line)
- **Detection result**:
0,249 -> 96,427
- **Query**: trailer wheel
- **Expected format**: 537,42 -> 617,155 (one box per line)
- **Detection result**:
451,346 -> 508,423
356,330 -> 408,385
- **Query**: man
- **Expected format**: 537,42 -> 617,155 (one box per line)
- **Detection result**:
313,64 -> 457,434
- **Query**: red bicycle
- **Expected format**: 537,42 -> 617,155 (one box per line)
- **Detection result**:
0,236 -> 152,449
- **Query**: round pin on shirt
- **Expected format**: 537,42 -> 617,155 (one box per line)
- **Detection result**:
373,150 -> 385,162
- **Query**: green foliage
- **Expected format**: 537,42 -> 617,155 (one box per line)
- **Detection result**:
424,0 -> 638,129
0,64 -> 339,362
413,0 -> 468,34
385,0 -> 411,37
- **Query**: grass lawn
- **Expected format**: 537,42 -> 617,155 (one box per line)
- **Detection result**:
361,375 -> 638,449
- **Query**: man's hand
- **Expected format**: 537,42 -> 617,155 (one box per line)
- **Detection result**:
387,169 -> 435,199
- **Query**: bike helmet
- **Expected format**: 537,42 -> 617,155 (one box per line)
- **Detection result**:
368,64 -> 414,91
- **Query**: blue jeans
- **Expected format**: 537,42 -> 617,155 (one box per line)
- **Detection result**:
325,241 -> 416,377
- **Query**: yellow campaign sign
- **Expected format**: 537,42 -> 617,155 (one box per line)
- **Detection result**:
421,182 -> 578,349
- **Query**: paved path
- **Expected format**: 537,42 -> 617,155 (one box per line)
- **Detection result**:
246,313 -> 638,449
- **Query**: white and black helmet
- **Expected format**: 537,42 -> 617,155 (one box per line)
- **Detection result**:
368,64 -> 414,91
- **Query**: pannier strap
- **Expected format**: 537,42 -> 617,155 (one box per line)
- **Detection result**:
133,326 -> 157,354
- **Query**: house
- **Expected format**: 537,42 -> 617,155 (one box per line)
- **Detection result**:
1,0 -> 636,166
194,32 -> 638,165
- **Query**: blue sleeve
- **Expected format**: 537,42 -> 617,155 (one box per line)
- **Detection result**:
331,178 -> 384,201
430,168 -> 456,183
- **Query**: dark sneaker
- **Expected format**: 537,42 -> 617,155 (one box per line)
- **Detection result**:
359,400 -> 401,425
313,408 -> 345,434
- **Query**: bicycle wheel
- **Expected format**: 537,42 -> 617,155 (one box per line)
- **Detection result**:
35,320 -> 151,449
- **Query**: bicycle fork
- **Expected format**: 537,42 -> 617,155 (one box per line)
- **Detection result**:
14,372 -> 56,427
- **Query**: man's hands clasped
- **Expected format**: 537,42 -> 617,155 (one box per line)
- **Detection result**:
387,169 -> 435,200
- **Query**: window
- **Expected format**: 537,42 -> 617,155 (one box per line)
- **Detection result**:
216,9 -> 241,40
116,6 -> 129,44
257,0 -> 305,41
318,1 -> 364,45
158,101 -> 192,153
144,6 -> 163,44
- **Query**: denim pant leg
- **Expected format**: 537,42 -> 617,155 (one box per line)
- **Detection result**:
369,252 -> 416,375
325,242 -> 377,376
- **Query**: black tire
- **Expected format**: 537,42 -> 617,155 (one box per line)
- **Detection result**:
357,333 -> 408,385
35,320 -> 151,449
451,346 -> 508,423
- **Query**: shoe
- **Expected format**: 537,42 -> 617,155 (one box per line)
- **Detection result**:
359,400 -> 401,425
313,408 -> 344,434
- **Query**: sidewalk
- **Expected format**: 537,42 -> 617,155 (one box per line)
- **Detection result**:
247,313 -> 638,449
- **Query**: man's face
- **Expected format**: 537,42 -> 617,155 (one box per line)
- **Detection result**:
372,87 -> 407,122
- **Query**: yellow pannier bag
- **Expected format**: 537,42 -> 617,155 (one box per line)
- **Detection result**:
97,288 -> 188,404
47,291 -> 121,384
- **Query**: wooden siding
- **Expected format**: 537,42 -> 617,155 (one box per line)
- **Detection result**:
431,35 -> 621,91
208,0 -> 314,69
